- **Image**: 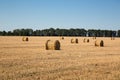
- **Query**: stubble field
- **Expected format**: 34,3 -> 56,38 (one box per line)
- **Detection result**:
0,36 -> 120,80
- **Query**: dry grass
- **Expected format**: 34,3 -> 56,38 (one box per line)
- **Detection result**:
0,36 -> 120,80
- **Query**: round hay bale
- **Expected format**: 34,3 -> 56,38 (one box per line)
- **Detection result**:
93,37 -> 96,40
87,39 -> 89,42
60,36 -> 64,40
22,37 -> 29,41
95,40 -> 104,47
83,38 -> 85,43
71,38 -> 78,43
83,38 -> 89,43
71,39 -> 73,43
26,37 -> 29,41
45,40 -> 60,50
22,37 -> 25,41
111,37 -> 115,40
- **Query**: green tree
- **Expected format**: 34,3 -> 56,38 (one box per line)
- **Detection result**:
7,31 -> 13,36
2,31 -> 7,36
48,28 -> 56,36
118,30 -> 120,37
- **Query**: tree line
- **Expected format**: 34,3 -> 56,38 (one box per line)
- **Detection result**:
0,28 -> 120,37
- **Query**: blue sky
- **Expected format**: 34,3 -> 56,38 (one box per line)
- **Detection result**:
0,0 -> 120,31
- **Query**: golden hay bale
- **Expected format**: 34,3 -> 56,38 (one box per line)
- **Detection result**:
22,37 -> 25,41
60,36 -> 64,40
83,38 -> 89,43
111,37 -> 115,40
45,40 -> 60,50
93,37 -> 96,40
95,40 -> 104,47
87,39 -> 89,42
26,37 -> 29,41
22,37 -> 29,41
71,38 -> 78,43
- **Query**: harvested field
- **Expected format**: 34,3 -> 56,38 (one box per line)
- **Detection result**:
0,36 -> 120,80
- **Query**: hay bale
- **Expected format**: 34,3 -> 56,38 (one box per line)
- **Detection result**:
45,40 -> 60,50
83,38 -> 89,43
71,38 -> 78,43
22,37 -> 29,41
93,37 -> 96,40
25,37 -> 29,41
60,36 -> 64,40
95,40 -> 104,47
111,37 -> 115,40
22,37 -> 25,41
87,39 -> 89,42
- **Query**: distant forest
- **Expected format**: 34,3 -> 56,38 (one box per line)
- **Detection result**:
0,28 -> 120,37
